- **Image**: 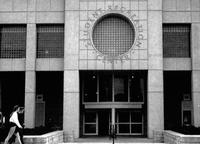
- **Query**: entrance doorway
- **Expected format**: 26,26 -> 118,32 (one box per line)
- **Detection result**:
0,72 -> 25,122
164,71 -> 191,130
99,110 -> 110,136
36,72 -> 63,129
80,71 -> 147,137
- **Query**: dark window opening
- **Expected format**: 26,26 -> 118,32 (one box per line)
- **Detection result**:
114,72 -> 128,102
130,73 -> 145,102
99,72 -> 112,102
163,24 -> 190,57
82,72 -> 97,102
37,24 -> 64,58
80,71 -> 147,103
0,25 -> 26,58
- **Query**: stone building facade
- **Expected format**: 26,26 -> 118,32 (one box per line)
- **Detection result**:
0,0 -> 200,140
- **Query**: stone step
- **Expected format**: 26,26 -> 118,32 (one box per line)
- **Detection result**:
59,142 -> 164,144
60,137 -> 165,144
59,139 -> 165,144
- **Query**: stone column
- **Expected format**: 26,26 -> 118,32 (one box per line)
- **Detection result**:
191,24 -> 200,127
0,81 -> 1,110
64,0 -> 80,140
24,23 -> 36,128
147,2 -> 164,138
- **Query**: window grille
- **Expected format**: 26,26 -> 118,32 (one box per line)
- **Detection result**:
0,25 -> 26,58
37,24 -> 64,58
163,24 -> 190,57
92,14 -> 135,57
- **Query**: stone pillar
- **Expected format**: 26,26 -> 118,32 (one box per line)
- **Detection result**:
24,24 -> 36,128
147,4 -> 164,138
64,0 -> 80,140
191,24 -> 200,127
0,81 -> 1,110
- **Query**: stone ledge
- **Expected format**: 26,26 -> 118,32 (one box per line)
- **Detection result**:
24,130 -> 64,144
164,130 -> 200,144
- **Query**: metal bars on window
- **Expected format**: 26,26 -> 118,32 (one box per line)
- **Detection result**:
0,25 -> 26,58
37,24 -> 64,58
163,24 -> 190,57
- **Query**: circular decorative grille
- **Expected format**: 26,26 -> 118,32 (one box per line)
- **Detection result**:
92,14 -> 135,57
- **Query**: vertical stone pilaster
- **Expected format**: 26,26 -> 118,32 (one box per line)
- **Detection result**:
192,24 -> 200,127
148,71 -> 163,137
0,82 -> 1,110
25,24 -> 36,128
147,9 -> 164,138
63,70 -> 79,139
148,0 -> 162,10
25,71 -> 36,128
64,0 -> 80,140
63,91 -> 79,140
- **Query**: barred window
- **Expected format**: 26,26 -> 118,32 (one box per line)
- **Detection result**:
92,14 -> 135,57
163,24 -> 190,57
37,24 -> 64,58
0,25 -> 26,58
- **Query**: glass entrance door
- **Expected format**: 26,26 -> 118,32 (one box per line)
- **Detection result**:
116,109 -> 143,135
83,110 -> 111,136
80,71 -> 147,136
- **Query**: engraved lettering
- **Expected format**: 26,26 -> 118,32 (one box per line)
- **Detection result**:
88,17 -> 95,23
108,5 -> 112,11
124,54 -> 129,60
114,5 -> 119,10
138,34 -> 144,40
83,30 -> 89,37
87,40 -> 92,46
92,11 -> 100,18
130,14 -> 137,21
138,25 -> 143,32
127,10 -> 132,16
136,41 -> 142,48
85,22 -> 91,29
81,4 -> 146,61
97,8 -> 103,14
120,7 -> 126,13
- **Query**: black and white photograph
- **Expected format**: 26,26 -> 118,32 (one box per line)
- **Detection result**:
0,0 -> 200,144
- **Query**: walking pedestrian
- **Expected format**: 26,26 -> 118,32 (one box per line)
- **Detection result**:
4,105 -> 23,144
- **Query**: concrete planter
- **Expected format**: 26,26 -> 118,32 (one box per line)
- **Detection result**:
164,130 -> 200,144
23,130 -> 64,144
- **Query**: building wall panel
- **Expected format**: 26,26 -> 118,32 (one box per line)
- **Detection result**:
13,0 -> 27,11
177,0 -> 191,11
0,0 -> 12,11
36,12 -> 64,23
0,12 -> 27,23
164,58 -> 191,70
163,12 -> 191,23
191,0 -> 200,11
